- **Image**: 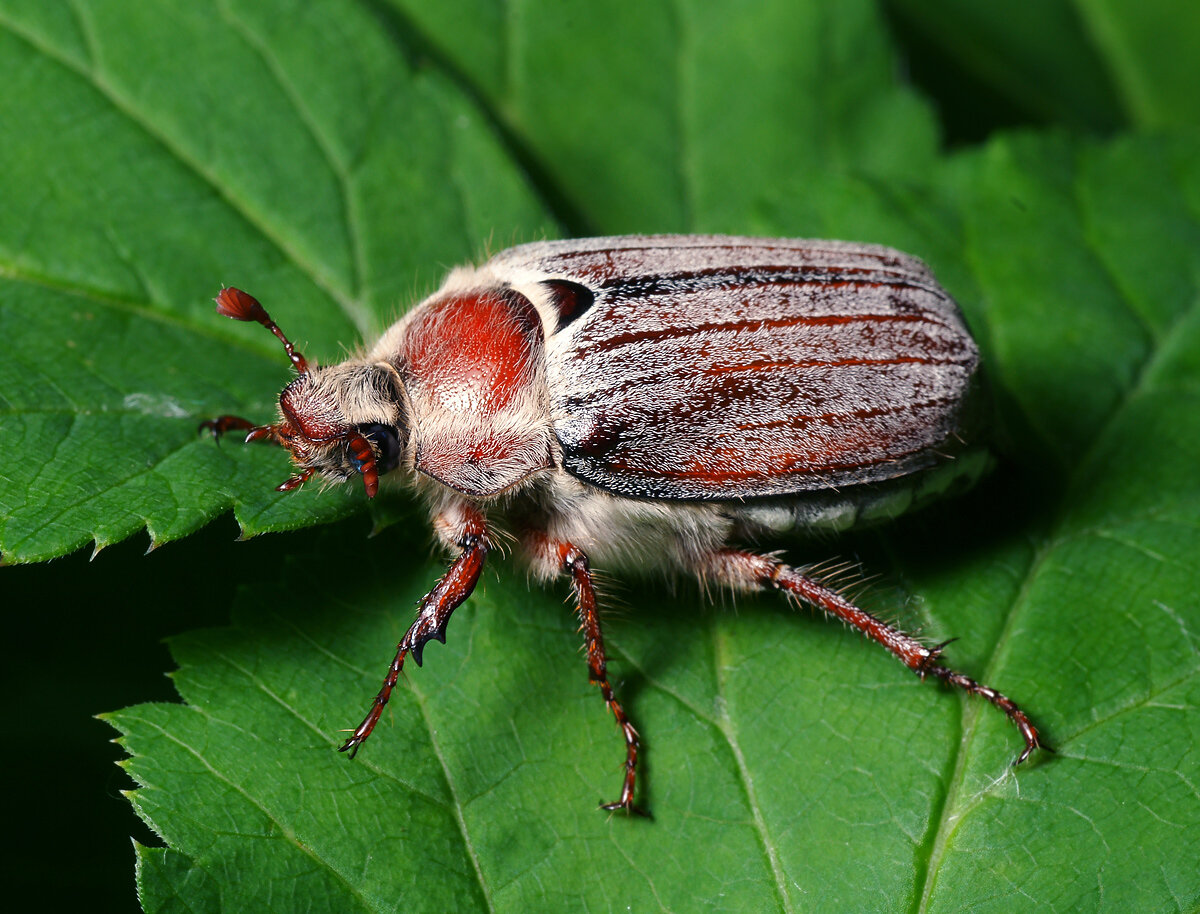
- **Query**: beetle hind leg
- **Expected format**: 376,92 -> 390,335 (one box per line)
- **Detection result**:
703,548 -> 1043,764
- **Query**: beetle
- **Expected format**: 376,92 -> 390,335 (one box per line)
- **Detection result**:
203,234 -> 1042,813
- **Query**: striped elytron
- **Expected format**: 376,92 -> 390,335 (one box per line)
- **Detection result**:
203,235 -> 1042,813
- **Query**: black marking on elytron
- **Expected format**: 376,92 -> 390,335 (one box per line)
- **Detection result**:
541,279 -> 597,332
599,264 -> 948,301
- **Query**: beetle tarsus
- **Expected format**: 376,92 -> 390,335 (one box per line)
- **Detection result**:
923,661 -> 1045,765
558,543 -> 644,816
340,514 -> 489,755
704,547 -> 1045,767
600,798 -> 651,817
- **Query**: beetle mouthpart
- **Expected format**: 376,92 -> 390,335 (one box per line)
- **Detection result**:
358,422 -> 403,474
345,431 -> 380,499
215,287 -> 309,374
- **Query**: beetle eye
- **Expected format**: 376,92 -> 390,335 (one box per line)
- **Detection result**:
358,422 -> 402,473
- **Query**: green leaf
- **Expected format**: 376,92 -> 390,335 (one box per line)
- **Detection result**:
886,0 -> 1200,130
884,0 -> 1126,131
384,0 -> 940,232
1073,0 -> 1200,127
106,125 -> 1200,910
2,2 -> 1198,913
0,0 -> 935,563
0,0 -> 554,561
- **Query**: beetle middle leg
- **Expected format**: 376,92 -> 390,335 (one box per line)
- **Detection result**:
339,504 -> 490,757
703,548 -> 1042,763
526,534 -> 645,815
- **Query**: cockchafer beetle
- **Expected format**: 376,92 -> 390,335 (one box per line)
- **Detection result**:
203,235 -> 1042,814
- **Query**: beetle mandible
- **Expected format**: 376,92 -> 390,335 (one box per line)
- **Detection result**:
203,234 -> 1042,813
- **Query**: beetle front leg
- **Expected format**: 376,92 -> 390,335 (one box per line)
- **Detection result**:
704,549 -> 1043,764
198,415 -> 257,439
339,504 -> 490,757
198,415 -> 285,447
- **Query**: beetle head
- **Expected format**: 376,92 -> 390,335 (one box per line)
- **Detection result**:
215,288 -> 407,498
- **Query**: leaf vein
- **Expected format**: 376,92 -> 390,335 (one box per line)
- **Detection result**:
0,8 -> 359,328
211,646 -> 447,809
713,624 -> 795,914
213,0 -> 369,332
131,713 -> 380,913
404,674 -> 498,913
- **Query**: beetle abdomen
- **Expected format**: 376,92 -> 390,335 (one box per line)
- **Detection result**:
726,445 -> 992,537
513,236 -> 978,501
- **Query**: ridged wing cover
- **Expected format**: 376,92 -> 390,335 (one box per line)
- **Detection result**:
493,235 -> 979,501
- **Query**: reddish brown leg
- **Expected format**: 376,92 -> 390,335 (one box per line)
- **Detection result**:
199,415 -> 285,447
339,509 -> 490,757
556,543 -> 645,815
198,415 -> 256,438
199,417 -> 313,491
705,549 -> 1042,764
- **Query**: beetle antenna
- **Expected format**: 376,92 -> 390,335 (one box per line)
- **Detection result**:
215,287 -> 309,374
